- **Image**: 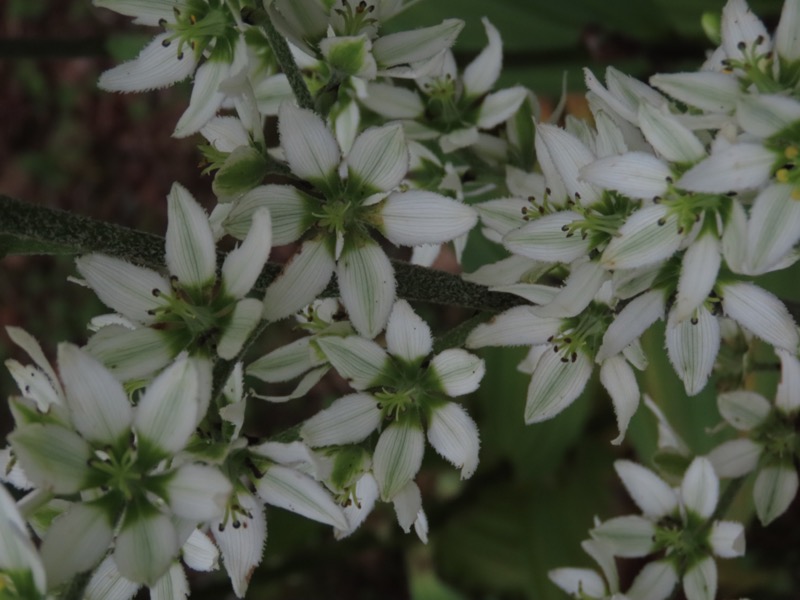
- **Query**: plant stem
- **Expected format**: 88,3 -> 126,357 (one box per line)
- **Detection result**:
242,7 -> 315,111
0,195 -> 524,313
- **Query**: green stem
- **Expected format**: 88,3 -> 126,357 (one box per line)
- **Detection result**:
242,7 -> 314,111
0,195 -> 524,314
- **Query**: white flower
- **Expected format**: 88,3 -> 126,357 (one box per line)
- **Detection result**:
709,350 -> 800,525
304,301 -> 483,501
96,0 -> 248,136
592,458 -> 745,600
262,104 -> 476,338
77,183 -> 271,371
8,348 -> 231,587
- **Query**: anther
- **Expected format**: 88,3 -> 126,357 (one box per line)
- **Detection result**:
161,39 -> 171,47
690,317 -> 699,325
737,41 -> 747,51
657,218 -> 666,226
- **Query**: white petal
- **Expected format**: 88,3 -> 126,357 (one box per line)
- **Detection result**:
677,144 -> 774,193
316,336 -> 389,389
380,191 -> 477,246
615,460 -> 677,517
426,402 -> 480,479
681,457 -> 719,519
722,197 -> 749,274
347,124 -> 408,193
114,512 -> 179,585
504,211 -> 591,263
166,183 -> 216,288
709,520 -> 746,558
708,439 -> 762,478
386,300 -> 432,362
531,259 -> 609,318
6,327 -> 61,399
217,298 -> 263,360
167,464 -> 231,522
256,464 -> 347,530
683,556 -> 717,600
134,356 -> 199,458
9,424 -> 91,494
225,184 -> 312,246
737,94 -> 800,138
466,306 -> 561,348
747,184 -> 800,274
372,19 -> 464,67
650,72 -> 739,113
337,243 -> 396,339
638,103 -> 706,163
361,83 -> 424,119
717,390 -> 771,430
150,562 -> 189,600
524,349 -> 593,424
40,502 -> 114,587
93,0 -> 179,25
600,355 -> 640,445
278,103 -> 341,189
86,326 -> 174,382
247,337 -> 314,383
477,86 -> 527,130
222,208 -> 272,298
212,491 -> 265,598
475,197 -> 529,236
76,254 -> 169,325
181,529 -> 219,572
626,560 -> 678,600
373,420 -> 425,500
201,115 -> 249,152
430,349 -> 485,397
580,152 -> 671,199
536,124 -> 600,205
591,515 -> 657,557
596,289 -> 666,362
58,343 -> 133,445
463,18 -> 502,98
721,282 -> 799,351
491,283 -> 559,305
173,58 -> 229,138
754,464 -> 799,525
98,33 -> 197,92
84,556 -> 139,600
602,205 -> 683,270
582,538 -> 620,594
392,480 -> 422,533
549,568 -> 607,597
721,0 -> 771,61
263,239 -> 335,322
463,255 -> 546,287
777,349 -> 800,413
673,234 -> 721,322
776,0 -> 800,60
666,305 -> 720,396
300,393 -> 381,447
439,127 -> 479,153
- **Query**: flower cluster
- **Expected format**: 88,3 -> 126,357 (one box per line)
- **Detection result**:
5,0 -> 800,597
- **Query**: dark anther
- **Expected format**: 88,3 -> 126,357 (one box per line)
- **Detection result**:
737,41 -> 747,50
690,317 -> 699,325
546,335 -> 554,342
677,227 -> 684,234
653,196 -> 661,203
218,523 -> 225,532
755,34 -> 765,45
152,288 -> 161,297
233,520 -> 241,529
161,38 -> 171,47
158,18 -> 167,27
560,356 -> 569,363
657,218 -> 666,226
571,352 -> 577,363
545,187 -> 552,196
561,224 -> 570,231
574,192 -> 582,200
665,176 -> 674,184
177,51 -> 184,60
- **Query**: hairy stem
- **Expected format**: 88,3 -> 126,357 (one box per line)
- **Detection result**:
0,195 -> 524,314
242,7 -> 315,111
